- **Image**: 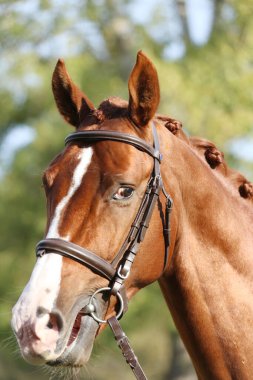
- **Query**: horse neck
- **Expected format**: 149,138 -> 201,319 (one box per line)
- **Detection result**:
158,128 -> 253,379
162,129 -> 253,251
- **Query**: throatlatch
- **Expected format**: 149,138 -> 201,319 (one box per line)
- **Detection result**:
36,122 -> 173,380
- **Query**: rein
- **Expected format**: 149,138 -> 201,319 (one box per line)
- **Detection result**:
36,123 -> 173,380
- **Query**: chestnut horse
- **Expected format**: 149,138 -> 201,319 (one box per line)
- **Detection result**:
12,51 -> 253,379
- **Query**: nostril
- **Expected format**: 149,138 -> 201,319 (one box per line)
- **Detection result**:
36,307 -> 64,333
36,306 -> 63,332
47,311 -> 64,333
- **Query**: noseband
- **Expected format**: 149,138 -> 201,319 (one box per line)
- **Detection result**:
36,122 -> 173,380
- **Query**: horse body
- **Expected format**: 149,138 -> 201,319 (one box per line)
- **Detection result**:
11,51 -> 253,379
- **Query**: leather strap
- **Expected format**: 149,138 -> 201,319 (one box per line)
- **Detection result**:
108,316 -> 148,380
65,130 -> 161,161
36,238 -> 116,281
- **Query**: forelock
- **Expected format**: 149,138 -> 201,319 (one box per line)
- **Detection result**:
94,97 -> 128,122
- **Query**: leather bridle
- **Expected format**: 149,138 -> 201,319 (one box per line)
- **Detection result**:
36,122 -> 173,380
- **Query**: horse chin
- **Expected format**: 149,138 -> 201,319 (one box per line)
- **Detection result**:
47,314 -> 98,367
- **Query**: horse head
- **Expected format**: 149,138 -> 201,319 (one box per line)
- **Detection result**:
11,51 -> 171,367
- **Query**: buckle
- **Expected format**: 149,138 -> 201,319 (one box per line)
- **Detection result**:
117,264 -> 130,280
85,287 -> 124,324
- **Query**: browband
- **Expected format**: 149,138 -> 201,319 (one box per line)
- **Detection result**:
65,130 -> 161,161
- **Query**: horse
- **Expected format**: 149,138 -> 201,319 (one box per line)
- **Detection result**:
11,51 -> 253,379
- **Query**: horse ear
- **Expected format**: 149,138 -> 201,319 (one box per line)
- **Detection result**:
52,59 -> 95,127
128,51 -> 160,127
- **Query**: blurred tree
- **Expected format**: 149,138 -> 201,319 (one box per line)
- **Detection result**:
0,0 -> 253,379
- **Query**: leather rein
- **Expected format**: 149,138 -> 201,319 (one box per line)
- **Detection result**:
36,122 -> 173,380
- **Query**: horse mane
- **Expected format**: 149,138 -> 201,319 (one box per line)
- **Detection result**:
156,114 -> 253,203
189,136 -> 224,169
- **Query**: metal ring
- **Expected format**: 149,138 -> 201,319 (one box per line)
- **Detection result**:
88,287 -> 124,324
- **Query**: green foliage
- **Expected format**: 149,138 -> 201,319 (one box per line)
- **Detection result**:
0,0 -> 253,379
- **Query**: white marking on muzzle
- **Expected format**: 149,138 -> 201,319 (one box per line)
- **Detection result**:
12,148 -> 93,341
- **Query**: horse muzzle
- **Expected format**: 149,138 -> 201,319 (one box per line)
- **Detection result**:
11,293 -> 105,366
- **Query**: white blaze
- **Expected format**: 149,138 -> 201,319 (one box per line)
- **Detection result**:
12,148 -> 93,332
47,147 -> 93,238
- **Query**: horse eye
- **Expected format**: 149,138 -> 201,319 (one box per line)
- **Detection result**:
113,187 -> 134,200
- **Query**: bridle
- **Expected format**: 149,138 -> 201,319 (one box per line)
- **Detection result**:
36,122 -> 173,380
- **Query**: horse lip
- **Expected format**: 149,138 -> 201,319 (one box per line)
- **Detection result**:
47,314 -> 98,366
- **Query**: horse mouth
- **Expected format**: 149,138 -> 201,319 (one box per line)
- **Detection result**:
47,302 -> 103,367
66,312 -> 83,348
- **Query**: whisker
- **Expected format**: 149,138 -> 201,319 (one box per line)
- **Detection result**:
0,335 -> 17,350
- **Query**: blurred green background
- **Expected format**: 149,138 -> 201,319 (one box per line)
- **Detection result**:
0,1 -> 253,379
